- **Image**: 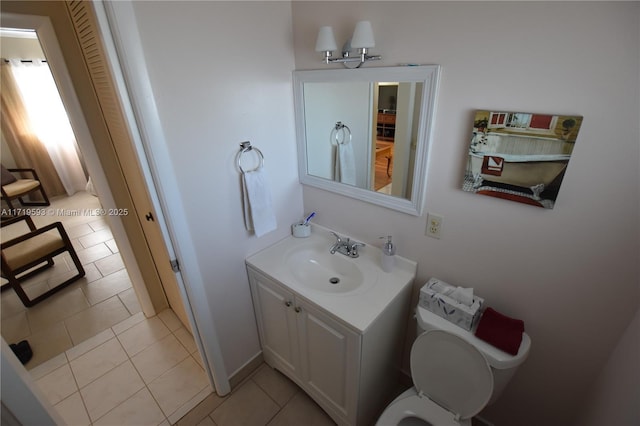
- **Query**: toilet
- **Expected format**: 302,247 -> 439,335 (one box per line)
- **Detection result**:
377,306 -> 531,426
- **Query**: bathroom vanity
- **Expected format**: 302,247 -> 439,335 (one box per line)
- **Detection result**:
246,225 -> 416,425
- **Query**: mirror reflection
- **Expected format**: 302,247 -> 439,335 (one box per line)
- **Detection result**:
294,66 -> 440,216
302,80 -> 423,200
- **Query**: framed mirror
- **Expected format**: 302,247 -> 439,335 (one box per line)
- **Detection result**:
293,66 -> 440,215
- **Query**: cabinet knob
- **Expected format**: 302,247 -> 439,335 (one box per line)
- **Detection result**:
294,307 -> 302,313
285,301 -> 292,307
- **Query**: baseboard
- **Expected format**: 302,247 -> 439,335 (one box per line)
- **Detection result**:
228,351 -> 264,390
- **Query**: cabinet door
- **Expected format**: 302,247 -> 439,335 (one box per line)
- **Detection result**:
296,300 -> 360,423
248,270 -> 300,377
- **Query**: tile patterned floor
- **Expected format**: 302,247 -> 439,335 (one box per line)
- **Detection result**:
175,363 -> 336,426
1,191 -> 141,368
29,309 -> 211,425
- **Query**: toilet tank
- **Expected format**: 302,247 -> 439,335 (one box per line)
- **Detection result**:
415,306 -> 531,405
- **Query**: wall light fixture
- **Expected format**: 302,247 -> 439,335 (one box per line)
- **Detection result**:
315,21 -> 381,68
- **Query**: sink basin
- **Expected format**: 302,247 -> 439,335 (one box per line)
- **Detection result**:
246,224 -> 417,332
286,245 -> 368,294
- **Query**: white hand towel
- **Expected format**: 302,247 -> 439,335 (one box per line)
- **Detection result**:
242,169 -> 277,237
333,142 -> 356,186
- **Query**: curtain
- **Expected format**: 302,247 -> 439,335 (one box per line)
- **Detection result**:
0,62 -> 66,199
5,59 -> 87,195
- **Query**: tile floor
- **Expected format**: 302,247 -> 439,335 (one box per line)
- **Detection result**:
174,363 -> 336,426
1,191 -> 142,368
30,309 -> 211,425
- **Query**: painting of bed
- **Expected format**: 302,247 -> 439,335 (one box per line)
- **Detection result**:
463,110 -> 583,209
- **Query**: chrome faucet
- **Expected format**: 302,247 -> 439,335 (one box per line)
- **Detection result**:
329,232 -> 365,258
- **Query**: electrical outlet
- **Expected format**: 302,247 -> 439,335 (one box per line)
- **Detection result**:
426,213 -> 443,239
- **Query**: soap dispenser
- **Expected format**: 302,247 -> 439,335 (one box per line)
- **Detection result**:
379,236 -> 396,273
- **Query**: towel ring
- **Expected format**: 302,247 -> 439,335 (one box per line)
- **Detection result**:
236,141 -> 264,174
330,121 -> 352,145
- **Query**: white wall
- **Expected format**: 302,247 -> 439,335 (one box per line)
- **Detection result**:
292,2 -> 639,425
576,306 -> 640,426
128,1 -> 301,376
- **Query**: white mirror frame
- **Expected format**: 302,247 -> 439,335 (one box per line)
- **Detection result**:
293,65 -> 440,216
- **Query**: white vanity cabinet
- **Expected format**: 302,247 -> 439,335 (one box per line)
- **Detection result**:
247,265 -> 412,426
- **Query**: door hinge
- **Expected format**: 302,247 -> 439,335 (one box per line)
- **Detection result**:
170,259 -> 180,273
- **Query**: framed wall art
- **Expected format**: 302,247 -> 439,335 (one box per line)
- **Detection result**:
462,110 -> 583,209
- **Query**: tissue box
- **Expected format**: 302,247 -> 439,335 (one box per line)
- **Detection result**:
419,278 -> 484,331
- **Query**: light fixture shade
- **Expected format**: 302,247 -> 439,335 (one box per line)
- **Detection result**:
315,26 -> 338,52
351,21 -> 375,49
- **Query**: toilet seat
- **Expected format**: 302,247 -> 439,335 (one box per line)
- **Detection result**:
377,388 -> 460,426
410,330 -> 493,420
377,330 -> 493,425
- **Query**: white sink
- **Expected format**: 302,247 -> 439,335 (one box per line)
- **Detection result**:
286,243 -> 366,294
246,224 -> 417,332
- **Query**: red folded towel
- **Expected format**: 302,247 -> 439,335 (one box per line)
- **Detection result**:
474,307 -> 524,355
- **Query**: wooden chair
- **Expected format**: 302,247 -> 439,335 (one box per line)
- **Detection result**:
1,215 -> 85,307
1,166 -> 50,211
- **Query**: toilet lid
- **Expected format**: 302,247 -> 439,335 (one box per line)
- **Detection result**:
410,330 -> 493,419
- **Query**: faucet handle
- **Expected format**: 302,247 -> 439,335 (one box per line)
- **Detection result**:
349,241 -> 365,257
330,231 -> 342,243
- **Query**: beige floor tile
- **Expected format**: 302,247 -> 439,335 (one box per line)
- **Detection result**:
82,262 -> 103,283
70,337 -> 128,388
158,308 -> 183,332
267,392 -> 335,426
77,243 -> 113,265
66,328 -> 115,361
54,392 -> 91,426
168,386 -> 214,425
174,326 -> 198,353
252,365 -> 298,407
94,252 -> 125,276
111,311 -> 146,335
80,360 -> 145,422
1,288 -> 26,320
118,287 -> 142,315
78,228 -> 114,249
24,321 -> 74,369
87,218 -> 109,232
81,268 -> 132,306
66,223 -> 94,239
29,353 -> 68,380
21,279 -> 52,301
132,333 -> 189,384
174,392 -> 225,426
105,239 -> 119,253
148,356 -> 210,418
35,363 -> 78,406
1,311 -> 30,343
65,296 -> 131,345
26,287 -> 90,332
117,316 -> 171,357
210,380 -> 280,426
93,387 -> 166,426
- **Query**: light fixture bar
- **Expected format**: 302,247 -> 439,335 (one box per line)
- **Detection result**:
315,21 -> 381,68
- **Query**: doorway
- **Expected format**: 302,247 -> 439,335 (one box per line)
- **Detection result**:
0,10 -> 214,424
0,25 -> 152,369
